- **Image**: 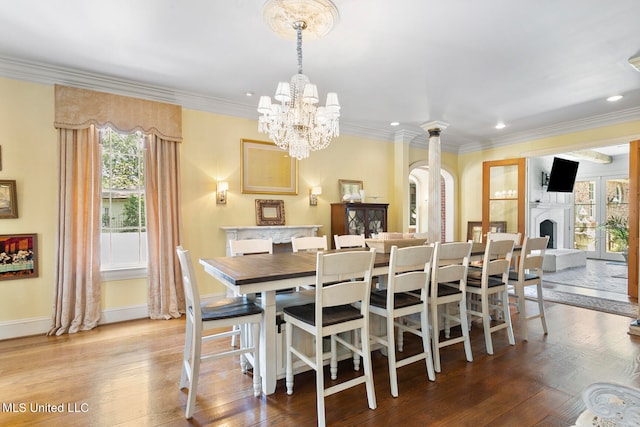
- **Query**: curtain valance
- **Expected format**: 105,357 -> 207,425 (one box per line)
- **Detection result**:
54,84 -> 182,142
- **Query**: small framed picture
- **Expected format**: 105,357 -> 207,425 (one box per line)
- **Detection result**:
0,233 -> 38,280
0,180 -> 18,219
255,199 -> 285,226
338,179 -> 363,201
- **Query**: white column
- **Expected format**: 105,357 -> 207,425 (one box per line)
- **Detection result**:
393,130 -> 419,233
420,121 -> 449,243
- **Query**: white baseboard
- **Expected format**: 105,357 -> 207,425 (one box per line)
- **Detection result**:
0,292 -> 226,341
0,316 -> 51,340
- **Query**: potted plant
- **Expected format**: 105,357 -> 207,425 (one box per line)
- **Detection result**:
602,215 -> 629,263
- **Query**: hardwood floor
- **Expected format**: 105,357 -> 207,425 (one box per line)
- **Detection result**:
1,300 -> 639,426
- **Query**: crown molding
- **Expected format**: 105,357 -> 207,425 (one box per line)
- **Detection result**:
2,55 -> 638,155
458,107 -> 640,154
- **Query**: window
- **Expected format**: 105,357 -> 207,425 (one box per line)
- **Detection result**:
100,127 -> 148,277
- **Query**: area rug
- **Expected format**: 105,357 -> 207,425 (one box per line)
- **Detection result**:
525,286 -> 638,318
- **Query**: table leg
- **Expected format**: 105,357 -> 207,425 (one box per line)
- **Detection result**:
260,290 -> 277,395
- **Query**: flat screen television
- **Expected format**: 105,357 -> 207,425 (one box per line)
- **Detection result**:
546,157 -> 579,192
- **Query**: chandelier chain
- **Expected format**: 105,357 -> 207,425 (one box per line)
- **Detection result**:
296,23 -> 303,75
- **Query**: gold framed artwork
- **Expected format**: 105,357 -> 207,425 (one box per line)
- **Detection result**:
466,221 -> 507,243
241,139 -> 298,195
255,199 -> 285,226
338,179 -> 363,201
0,180 -> 18,219
0,233 -> 38,280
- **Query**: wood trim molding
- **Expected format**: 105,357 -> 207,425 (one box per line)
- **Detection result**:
628,140 -> 638,299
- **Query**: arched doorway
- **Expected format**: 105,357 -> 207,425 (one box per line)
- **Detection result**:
409,162 -> 455,242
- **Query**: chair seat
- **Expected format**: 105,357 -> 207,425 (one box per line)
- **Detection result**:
283,303 -> 363,327
370,289 -> 422,309
466,275 -> 505,288
508,271 -> 540,281
201,297 -> 263,321
431,283 -> 462,297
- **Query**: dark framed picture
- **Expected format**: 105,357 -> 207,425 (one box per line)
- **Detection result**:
255,199 -> 285,226
0,233 -> 38,280
0,180 -> 18,219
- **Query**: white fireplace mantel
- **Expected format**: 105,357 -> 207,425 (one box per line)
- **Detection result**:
221,225 -> 322,256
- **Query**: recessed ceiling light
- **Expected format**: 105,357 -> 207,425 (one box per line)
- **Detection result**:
607,95 -> 623,102
390,121 -> 400,126
495,122 -> 506,129
245,91 -> 254,97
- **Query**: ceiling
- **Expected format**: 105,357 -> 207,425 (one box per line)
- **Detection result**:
1,0 -> 640,154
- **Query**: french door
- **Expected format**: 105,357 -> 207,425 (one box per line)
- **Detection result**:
573,176 -> 629,261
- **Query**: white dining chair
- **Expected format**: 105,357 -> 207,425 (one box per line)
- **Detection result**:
507,236 -> 549,341
465,238 -> 516,354
291,235 -> 328,252
334,234 -> 366,249
369,244 -> 436,397
429,241 -> 474,373
284,249 -> 377,427
176,246 -> 262,419
228,238 -> 273,346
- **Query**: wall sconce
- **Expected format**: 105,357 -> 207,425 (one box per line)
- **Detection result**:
217,181 -> 229,205
309,186 -> 322,206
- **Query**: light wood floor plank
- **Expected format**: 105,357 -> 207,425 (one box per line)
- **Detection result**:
0,300 -> 639,426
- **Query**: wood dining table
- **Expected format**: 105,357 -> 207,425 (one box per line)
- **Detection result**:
199,249 -> 391,394
199,243 -> 498,395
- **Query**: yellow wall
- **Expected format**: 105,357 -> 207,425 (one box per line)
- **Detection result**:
1,75 -> 639,337
0,79 -> 57,322
0,77 -> 394,332
457,123 -> 640,240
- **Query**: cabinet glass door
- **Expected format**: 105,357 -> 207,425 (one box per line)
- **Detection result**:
346,209 -> 366,235
482,158 -> 525,241
367,208 -> 386,237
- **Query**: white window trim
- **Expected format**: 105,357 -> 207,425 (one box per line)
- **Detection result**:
101,266 -> 148,282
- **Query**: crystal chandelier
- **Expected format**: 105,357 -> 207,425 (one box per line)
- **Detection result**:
257,0 -> 340,160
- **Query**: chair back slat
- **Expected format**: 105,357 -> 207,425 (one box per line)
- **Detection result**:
487,232 -> 522,245
230,238 -> 273,256
291,235 -> 328,252
334,234 -> 366,249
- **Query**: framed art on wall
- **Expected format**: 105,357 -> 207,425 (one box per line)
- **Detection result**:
0,233 -> 38,280
338,179 -> 363,201
255,199 -> 285,226
466,221 -> 507,243
241,139 -> 298,195
0,180 -> 18,219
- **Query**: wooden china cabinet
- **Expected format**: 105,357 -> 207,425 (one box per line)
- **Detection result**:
330,203 -> 388,248
482,158 -> 525,240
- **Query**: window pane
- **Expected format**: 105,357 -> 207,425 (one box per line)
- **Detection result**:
574,180 -> 596,251
100,128 -> 147,269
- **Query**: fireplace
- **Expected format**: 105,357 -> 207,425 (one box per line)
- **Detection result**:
540,219 -> 555,248
529,203 -> 570,249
